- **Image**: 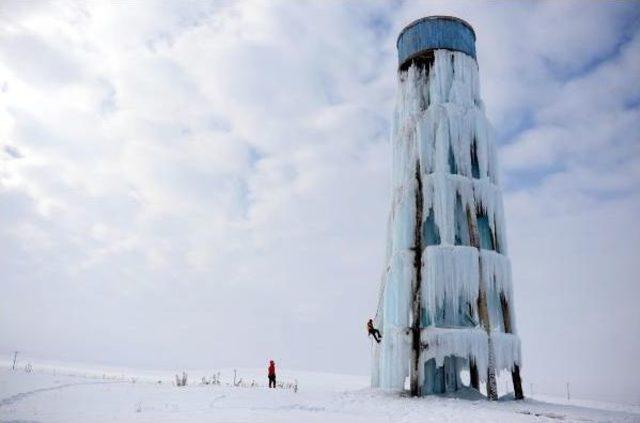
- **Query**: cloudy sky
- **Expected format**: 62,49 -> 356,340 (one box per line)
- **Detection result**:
1,0 -> 639,403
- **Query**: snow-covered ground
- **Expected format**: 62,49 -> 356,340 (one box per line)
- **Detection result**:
1,363 -> 639,422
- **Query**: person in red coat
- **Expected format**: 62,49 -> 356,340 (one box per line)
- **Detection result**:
268,360 -> 276,388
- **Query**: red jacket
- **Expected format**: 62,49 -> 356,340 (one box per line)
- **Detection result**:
268,362 -> 276,376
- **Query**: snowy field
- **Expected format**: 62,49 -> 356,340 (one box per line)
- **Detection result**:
1,364 -> 639,422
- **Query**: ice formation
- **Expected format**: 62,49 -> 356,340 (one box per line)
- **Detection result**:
491,332 -> 522,373
372,45 -> 522,398
420,327 -> 488,377
422,245 -> 479,326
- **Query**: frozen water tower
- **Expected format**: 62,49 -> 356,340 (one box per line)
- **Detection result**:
371,16 -> 524,400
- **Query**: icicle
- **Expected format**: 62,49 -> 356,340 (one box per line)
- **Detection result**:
428,51 -> 453,104
480,250 -> 517,333
446,105 -> 474,178
422,174 -> 477,246
480,250 -> 512,303
391,68 -> 421,190
490,332 -> 521,373
403,50 -> 499,184
390,184 -> 417,253
474,112 -> 497,183
379,250 -> 413,390
420,328 -> 489,378
417,105 -> 447,175
426,50 -> 481,108
422,246 -> 479,324
472,178 -> 508,253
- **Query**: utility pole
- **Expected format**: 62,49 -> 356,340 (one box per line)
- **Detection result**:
11,351 -> 19,371
530,382 -> 533,396
566,382 -> 570,401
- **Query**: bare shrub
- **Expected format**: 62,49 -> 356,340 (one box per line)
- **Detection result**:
175,371 -> 188,387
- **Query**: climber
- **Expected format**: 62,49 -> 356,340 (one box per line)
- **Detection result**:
268,360 -> 276,388
367,319 -> 382,343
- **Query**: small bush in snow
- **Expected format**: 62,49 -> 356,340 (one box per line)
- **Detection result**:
175,372 -> 188,387
201,372 -> 222,385
233,369 -> 242,387
212,372 -> 221,385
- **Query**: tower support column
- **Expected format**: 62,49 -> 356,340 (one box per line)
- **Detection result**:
410,161 -> 424,397
467,206 -> 498,400
501,294 -> 524,399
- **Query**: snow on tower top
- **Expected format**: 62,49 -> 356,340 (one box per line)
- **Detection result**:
397,16 -> 476,69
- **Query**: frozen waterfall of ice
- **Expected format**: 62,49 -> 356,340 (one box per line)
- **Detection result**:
373,50 -> 520,392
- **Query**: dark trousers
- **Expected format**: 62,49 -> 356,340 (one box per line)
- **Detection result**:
268,375 -> 276,388
369,329 -> 382,342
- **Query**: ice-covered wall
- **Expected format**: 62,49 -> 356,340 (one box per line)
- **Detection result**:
372,35 -> 522,397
